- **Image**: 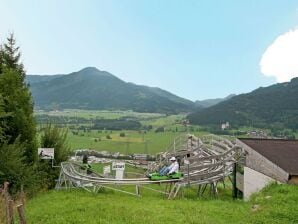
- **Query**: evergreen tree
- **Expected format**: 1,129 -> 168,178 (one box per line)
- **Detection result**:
0,94 -> 6,142
1,33 -> 25,78
0,33 -> 37,164
0,33 -> 40,195
0,91 -> 39,195
0,44 -> 3,74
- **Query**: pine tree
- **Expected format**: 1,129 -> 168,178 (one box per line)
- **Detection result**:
0,34 -> 40,194
0,33 -> 37,163
0,44 -> 3,74
1,33 -> 25,79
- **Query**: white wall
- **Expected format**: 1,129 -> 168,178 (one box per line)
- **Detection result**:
244,166 -> 276,200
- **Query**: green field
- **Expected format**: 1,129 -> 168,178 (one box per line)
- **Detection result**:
37,109 -> 298,155
35,109 -> 165,120
35,109 -> 173,128
23,184 -> 298,224
68,129 -> 210,154
68,130 -> 183,154
36,109 -> 208,154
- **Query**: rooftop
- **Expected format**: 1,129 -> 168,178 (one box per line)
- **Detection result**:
238,138 -> 298,175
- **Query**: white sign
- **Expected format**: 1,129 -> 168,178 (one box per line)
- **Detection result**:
38,148 -> 54,159
112,162 -> 125,171
112,162 -> 125,179
103,165 -> 111,175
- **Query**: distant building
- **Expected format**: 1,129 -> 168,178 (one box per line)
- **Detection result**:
237,138 -> 298,200
221,122 -> 230,130
247,130 -> 268,138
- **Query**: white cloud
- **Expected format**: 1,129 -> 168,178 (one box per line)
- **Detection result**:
260,28 -> 298,82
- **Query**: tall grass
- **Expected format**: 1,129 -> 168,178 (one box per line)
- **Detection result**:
23,184 -> 298,224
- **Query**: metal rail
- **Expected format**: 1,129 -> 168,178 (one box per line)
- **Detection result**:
56,134 -> 242,198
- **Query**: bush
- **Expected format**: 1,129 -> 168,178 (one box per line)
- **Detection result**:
37,124 -> 70,189
106,135 -> 112,139
155,127 -> 165,133
119,132 -> 125,137
0,140 -> 40,196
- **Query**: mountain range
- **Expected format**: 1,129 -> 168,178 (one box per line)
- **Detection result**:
27,67 -> 298,129
27,67 -> 195,114
188,78 -> 298,129
194,94 -> 236,108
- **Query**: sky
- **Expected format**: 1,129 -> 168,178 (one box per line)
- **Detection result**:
1,0 -> 298,101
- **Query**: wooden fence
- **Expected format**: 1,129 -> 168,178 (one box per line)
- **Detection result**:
0,182 -> 27,224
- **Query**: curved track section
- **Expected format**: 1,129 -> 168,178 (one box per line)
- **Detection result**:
56,162 -> 181,196
56,134 -> 242,198
166,134 -> 242,198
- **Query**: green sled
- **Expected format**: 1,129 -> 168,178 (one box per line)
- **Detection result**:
149,172 -> 183,181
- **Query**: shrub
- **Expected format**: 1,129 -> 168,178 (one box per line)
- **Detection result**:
0,140 -> 40,195
155,127 -> 165,133
37,124 -> 70,189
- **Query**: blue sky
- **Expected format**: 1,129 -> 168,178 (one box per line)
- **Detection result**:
1,0 -> 298,101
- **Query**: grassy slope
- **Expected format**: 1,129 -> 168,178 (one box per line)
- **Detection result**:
24,184 -> 298,224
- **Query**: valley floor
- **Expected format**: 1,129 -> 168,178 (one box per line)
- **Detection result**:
24,184 -> 298,224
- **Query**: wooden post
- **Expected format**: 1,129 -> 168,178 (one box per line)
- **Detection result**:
232,163 -> 238,199
17,204 -> 27,224
20,185 -> 26,206
8,199 -> 14,224
3,182 -> 9,195
135,185 -> 140,196
187,163 -> 190,186
3,182 -> 10,224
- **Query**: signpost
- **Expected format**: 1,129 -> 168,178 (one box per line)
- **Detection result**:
38,148 -> 54,159
38,148 -> 59,168
112,162 -> 125,179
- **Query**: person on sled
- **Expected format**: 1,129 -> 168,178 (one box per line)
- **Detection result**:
159,157 -> 179,176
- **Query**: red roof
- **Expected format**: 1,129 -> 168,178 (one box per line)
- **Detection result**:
239,138 -> 298,175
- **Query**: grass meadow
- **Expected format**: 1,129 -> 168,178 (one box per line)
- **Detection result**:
21,109 -> 298,223
68,130 -> 188,154
36,109 -> 209,154
22,184 -> 298,224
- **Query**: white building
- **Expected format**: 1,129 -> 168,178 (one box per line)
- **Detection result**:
221,122 -> 230,130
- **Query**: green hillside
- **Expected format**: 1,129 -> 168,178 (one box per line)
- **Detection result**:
27,67 -> 195,114
24,184 -> 298,224
26,74 -> 63,84
188,78 -> 298,129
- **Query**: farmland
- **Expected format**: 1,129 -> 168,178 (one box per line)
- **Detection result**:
35,109 -> 208,154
